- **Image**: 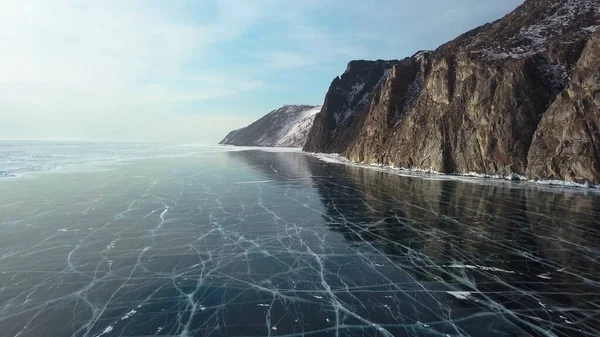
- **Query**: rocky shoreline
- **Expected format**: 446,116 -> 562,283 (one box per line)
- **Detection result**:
308,151 -> 600,190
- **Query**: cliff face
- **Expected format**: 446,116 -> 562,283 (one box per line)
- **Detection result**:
303,60 -> 401,153
527,32 -> 600,183
220,105 -> 321,147
303,0 -> 600,184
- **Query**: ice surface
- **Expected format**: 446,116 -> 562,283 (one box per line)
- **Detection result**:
0,146 -> 599,337
0,141 -> 253,179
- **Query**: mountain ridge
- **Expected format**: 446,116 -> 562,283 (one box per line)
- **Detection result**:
220,105 -> 321,147
303,0 -> 600,184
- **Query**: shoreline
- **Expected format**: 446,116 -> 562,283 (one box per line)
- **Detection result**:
307,152 -> 600,192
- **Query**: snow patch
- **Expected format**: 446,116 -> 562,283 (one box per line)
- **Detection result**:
335,68 -> 394,126
537,273 -> 552,280
309,152 -> 598,190
274,106 -> 321,147
105,240 -> 116,251
312,153 -> 349,164
413,50 -> 432,60
539,62 -> 569,93
534,179 -> 595,189
121,309 -> 137,320
95,326 -> 114,337
347,82 -> 365,103
403,75 -> 423,111
447,291 -> 472,300
477,0 -> 600,60
463,171 -> 526,181
446,264 -> 516,274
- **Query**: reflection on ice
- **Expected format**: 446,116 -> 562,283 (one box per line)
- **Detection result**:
0,149 -> 598,337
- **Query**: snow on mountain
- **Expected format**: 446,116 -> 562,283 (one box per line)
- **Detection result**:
460,0 -> 600,60
330,60 -> 399,127
274,106 -> 321,147
219,105 -> 321,147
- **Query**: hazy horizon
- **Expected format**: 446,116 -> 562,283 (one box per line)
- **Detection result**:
0,0 -> 523,143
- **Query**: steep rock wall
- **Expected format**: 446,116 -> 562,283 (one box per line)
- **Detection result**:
304,0 -> 600,184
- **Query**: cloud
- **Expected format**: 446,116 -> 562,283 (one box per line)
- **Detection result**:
0,0 -> 524,142
0,0 -> 263,141
255,51 -> 315,70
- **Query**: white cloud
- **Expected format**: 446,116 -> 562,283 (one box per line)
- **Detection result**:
0,0 -> 524,142
0,0 -> 262,142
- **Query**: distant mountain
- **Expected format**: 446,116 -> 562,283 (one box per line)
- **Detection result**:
304,0 -> 600,185
220,105 -> 321,147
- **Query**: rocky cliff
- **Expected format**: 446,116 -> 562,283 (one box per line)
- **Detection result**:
220,105 -> 321,147
303,0 -> 600,184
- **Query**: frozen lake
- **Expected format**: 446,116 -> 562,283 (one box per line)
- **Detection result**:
0,144 -> 598,337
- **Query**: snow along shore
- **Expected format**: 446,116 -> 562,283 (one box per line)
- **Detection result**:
308,152 -> 600,191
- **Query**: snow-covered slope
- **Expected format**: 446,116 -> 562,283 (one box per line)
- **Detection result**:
219,105 -> 321,147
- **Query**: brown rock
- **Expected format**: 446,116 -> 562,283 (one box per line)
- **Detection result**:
303,0 -> 600,184
527,32 -> 600,184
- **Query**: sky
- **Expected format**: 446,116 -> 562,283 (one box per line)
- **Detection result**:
0,0 -> 523,143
